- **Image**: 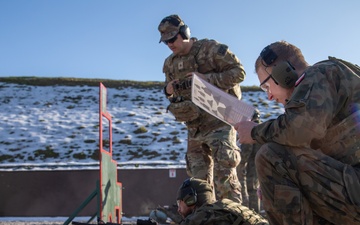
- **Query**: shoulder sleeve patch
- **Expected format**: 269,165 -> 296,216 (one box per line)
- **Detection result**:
217,44 -> 228,56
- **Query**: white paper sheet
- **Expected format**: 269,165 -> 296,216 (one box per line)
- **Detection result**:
191,75 -> 255,126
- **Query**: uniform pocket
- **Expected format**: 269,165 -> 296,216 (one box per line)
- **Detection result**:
274,185 -> 301,214
167,100 -> 201,122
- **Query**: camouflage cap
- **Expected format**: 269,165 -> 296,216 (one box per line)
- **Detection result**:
177,178 -> 215,206
158,14 -> 184,43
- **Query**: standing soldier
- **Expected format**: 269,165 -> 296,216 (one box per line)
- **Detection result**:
237,109 -> 262,213
158,14 -> 245,203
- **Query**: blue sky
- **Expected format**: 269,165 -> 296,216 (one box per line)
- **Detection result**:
1,1 -> 359,86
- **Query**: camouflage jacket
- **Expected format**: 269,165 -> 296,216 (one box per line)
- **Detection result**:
180,199 -> 268,225
163,38 -> 245,129
252,57 -> 360,166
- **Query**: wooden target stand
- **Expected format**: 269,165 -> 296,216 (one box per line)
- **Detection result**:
65,83 -> 123,225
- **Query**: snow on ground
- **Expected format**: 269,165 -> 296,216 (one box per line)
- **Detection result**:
0,82 -> 284,171
0,81 -> 284,222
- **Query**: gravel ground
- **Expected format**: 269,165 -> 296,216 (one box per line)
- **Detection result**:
0,222 -> 65,225
0,221 -> 124,225
0,217 -> 141,225
0,222 -> 138,225
0,220 -> 81,225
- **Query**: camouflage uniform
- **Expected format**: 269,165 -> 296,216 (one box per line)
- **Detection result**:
181,198 -> 268,225
179,178 -> 269,225
153,178 -> 269,225
237,142 -> 262,213
237,109 -> 262,213
159,15 -> 245,203
252,57 -> 360,224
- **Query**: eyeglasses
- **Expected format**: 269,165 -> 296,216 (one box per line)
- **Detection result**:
163,34 -> 178,45
259,74 -> 272,93
259,66 -> 279,93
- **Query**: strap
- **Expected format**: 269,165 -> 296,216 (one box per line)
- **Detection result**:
191,39 -> 205,68
328,56 -> 360,77
232,215 -> 244,225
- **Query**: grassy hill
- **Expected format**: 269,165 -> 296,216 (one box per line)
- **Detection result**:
0,76 -> 262,92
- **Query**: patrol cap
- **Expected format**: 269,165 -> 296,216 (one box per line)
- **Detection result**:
158,14 -> 184,43
177,177 -> 214,206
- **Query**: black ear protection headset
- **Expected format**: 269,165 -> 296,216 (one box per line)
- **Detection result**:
260,46 -> 298,89
178,24 -> 190,40
163,16 -> 191,40
180,178 -> 197,206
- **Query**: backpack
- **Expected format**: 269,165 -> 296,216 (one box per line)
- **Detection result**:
328,56 -> 360,78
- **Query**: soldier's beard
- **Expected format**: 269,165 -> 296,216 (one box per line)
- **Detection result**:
179,206 -> 195,218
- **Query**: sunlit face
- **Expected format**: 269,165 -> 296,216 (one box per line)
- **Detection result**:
164,34 -> 188,56
177,200 -> 194,218
257,66 -> 293,105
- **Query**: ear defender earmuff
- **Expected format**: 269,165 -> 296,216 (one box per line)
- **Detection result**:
179,24 -> 190,40
260,46 -> 298,89
183,188 -> 197,206
260,46 -> 278,65
180,178 -> 197,206
271,61 -> 298,89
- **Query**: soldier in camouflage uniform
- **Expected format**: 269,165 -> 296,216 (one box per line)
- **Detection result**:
235,40 -> 360,224
237,109 -> 262,213
152,177 -> 268,225
158,14 -> 245,203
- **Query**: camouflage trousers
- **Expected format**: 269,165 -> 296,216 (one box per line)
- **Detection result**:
237,143 -> 261,213
186,125 -> 242,203
255,142 -> 360,225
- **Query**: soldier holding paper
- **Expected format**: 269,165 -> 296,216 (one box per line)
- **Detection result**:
158,14 -> 246,203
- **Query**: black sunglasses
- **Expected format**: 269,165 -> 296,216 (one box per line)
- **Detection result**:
163,34 -> 178,45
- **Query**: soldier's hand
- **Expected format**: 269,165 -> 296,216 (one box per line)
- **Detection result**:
166,79 -> 178,95
235,121 -> 256,144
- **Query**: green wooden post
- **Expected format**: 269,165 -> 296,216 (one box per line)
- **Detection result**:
63,185 -> 99,225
